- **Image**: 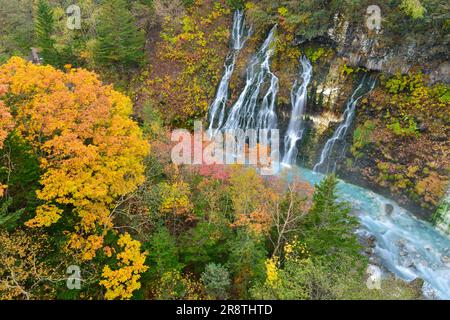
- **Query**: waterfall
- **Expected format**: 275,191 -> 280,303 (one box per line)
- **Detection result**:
220,26 -> 278,132
207,10 -> 250,137
281,56 -> 312,166
313,76 -> 376,173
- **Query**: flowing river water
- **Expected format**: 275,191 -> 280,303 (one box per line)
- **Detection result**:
285,166 -> 450,300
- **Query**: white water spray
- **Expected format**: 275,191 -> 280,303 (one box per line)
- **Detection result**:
221,26 -> 278,132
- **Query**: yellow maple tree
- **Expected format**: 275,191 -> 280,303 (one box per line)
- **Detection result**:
0,57 -> 149,260
0,88 -> 14,197
0,99 -> 12,149
99,233 -> 148,300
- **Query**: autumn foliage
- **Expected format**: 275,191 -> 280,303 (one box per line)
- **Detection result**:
1,0 -> 436,301
0,99 -> 12,149
142,1 -> 231,127
0,97 -> 13,197
100,233 -> 148,300
0,57 -> 149,261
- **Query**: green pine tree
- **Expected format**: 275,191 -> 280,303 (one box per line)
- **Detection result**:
34,0 -> 58,66
95,0 -> 145,68
201,263 -> 231,300
300,175 -> 362,260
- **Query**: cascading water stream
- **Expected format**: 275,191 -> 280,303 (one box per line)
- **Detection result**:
281,56 -> 312,166
220,26 -> 278,132
207,10 -> 250,137
231,10 -> 249,51
313,76 -> 376,173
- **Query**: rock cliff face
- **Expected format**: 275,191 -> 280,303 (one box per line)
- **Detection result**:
269,15 -> 450,220
325,14 -> 449,83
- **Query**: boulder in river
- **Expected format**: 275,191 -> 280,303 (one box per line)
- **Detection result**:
385,203 -> 394,215
367,235 -> 377,248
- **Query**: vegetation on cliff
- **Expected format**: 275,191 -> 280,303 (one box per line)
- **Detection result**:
346,72 -> 449,215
